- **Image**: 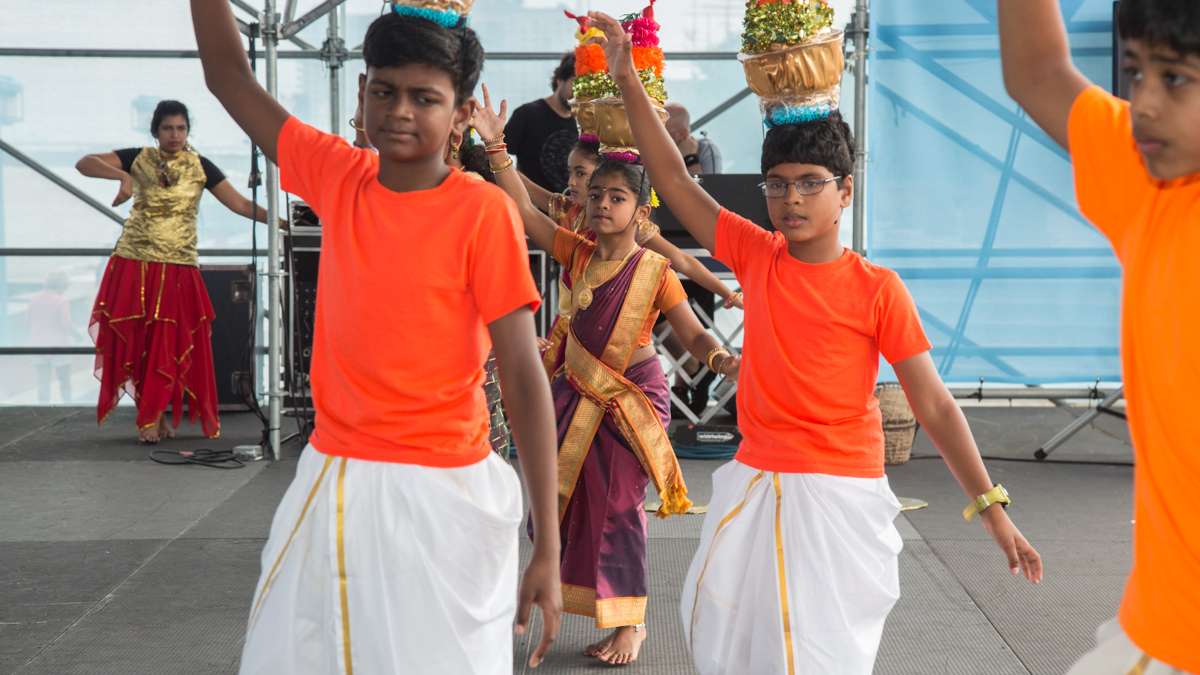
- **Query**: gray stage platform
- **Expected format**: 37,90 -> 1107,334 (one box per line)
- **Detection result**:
0,405 -> 1133,674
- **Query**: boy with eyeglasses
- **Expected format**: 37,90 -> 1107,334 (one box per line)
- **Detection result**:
592,9 -> 1043,673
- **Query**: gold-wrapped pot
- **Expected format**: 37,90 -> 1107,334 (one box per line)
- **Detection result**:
593,97 -> 667,149
574,98 -> 600,138
739,30 -> 844,100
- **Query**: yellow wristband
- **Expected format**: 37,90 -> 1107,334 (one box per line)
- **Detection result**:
962,484 -> 1011,522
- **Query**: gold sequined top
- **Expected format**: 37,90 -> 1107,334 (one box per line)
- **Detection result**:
112,147 -> 208,266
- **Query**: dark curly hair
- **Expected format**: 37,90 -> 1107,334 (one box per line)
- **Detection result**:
459,137 -> 495,183
552,52 -> 576,91
1118,0 -> 1200,57
761,111 -> 855,179
589,159 -> 652,207
363,13 -> 484,103
150,100 -> 190,136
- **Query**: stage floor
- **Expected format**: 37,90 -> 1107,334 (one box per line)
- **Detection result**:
0,403 -> 1133,674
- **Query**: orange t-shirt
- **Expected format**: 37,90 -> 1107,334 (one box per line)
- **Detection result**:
1069,86 -> 1200,671
277,117 -> 541,467
715,209 -> 931,477
553,227 -> 687,347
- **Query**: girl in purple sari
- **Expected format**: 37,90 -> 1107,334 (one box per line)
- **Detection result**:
475,92 -> 741,665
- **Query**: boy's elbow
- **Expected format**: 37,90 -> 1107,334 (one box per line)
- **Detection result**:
1000,62 -> 1033,103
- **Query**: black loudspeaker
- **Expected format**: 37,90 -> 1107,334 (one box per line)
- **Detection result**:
200,264 -> 257,411
653,174 -> 773,249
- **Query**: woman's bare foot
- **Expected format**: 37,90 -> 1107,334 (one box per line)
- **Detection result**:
597,625 -> 646,666
157,417 -> 176,440
138,424 -> 161,444
583,632 -> 616,657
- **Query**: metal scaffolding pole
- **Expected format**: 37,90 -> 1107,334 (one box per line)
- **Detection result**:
263,0 -> 283,460
850,0 -> 870,255
324,4 -> 347,133
0,137 -> 124,227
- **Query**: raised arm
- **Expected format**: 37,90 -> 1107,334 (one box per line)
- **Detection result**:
190,0 -> 291,161
662,300 -> 740,381
997,0 -> 1092,149
209,179 -> 287,227
474,85 -> 560,254
590,12 -> 721,252
521,173 -> 555,213
75,152 -> 133,206
643,235 -> 742,308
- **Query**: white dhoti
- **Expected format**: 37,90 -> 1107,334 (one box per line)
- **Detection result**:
1066,619 -> 1194,674
239,445 -> 523,675
681,460 -> 903,675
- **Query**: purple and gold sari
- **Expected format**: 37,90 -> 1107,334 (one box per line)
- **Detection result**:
549,241 -> 690,628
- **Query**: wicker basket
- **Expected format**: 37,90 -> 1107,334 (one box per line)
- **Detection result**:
876,382 -> 917,465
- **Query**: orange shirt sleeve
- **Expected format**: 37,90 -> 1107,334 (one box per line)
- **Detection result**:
715,207 -> 775,277
655,268 -> 688,313
468,190 -> 542,324
276,116 -> 364,215
552,226 -> 592,267
874,272 -> 932,365
1067,86 -> 1157,253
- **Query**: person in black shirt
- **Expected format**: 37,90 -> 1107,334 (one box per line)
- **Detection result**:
503,52 -> 579,195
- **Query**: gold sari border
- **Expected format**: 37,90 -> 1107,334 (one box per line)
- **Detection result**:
561,584 -> 648,628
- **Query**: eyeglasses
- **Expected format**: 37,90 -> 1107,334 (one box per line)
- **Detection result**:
758,176 -> 843,198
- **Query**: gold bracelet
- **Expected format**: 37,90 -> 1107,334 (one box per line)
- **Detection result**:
483,134 -> 506,148
490,157 -> 515,174
705,347 -> 730,373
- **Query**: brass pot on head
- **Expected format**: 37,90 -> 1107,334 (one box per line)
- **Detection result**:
593,96 -> 668,150
738,30 -> 845,100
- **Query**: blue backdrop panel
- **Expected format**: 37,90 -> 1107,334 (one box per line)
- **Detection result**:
869,0 -> 1121,384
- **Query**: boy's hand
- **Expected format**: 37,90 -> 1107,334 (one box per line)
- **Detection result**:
515,549 -> 562,668
981,506 -> 1043,584
588,12 -> 637,83
475,85 -> 508,144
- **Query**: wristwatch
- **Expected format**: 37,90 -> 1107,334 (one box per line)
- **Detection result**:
962,484 -> 1011,522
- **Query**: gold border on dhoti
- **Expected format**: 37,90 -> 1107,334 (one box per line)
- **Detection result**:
248,454 -> 336,630
336,458 -> 354,675
688,470 -> 766,647
772,473 -> 796,675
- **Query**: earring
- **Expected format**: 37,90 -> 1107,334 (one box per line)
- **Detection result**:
348,117 -> 365,132
450,141 -> 462,161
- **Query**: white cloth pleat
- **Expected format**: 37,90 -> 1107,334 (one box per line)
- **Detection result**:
681,460 -> 903,675
1066,619 -> 1192,674
239,445 -> 523,675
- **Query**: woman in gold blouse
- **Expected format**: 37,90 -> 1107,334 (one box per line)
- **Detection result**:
76,100 -> 271,443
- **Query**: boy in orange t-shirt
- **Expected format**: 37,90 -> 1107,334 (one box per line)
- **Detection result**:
592,11 -> 1042,674
190,3 -> 562,673
999,1 -> 1200,672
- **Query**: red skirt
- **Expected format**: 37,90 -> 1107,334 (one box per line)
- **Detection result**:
89,255 -> 220,437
